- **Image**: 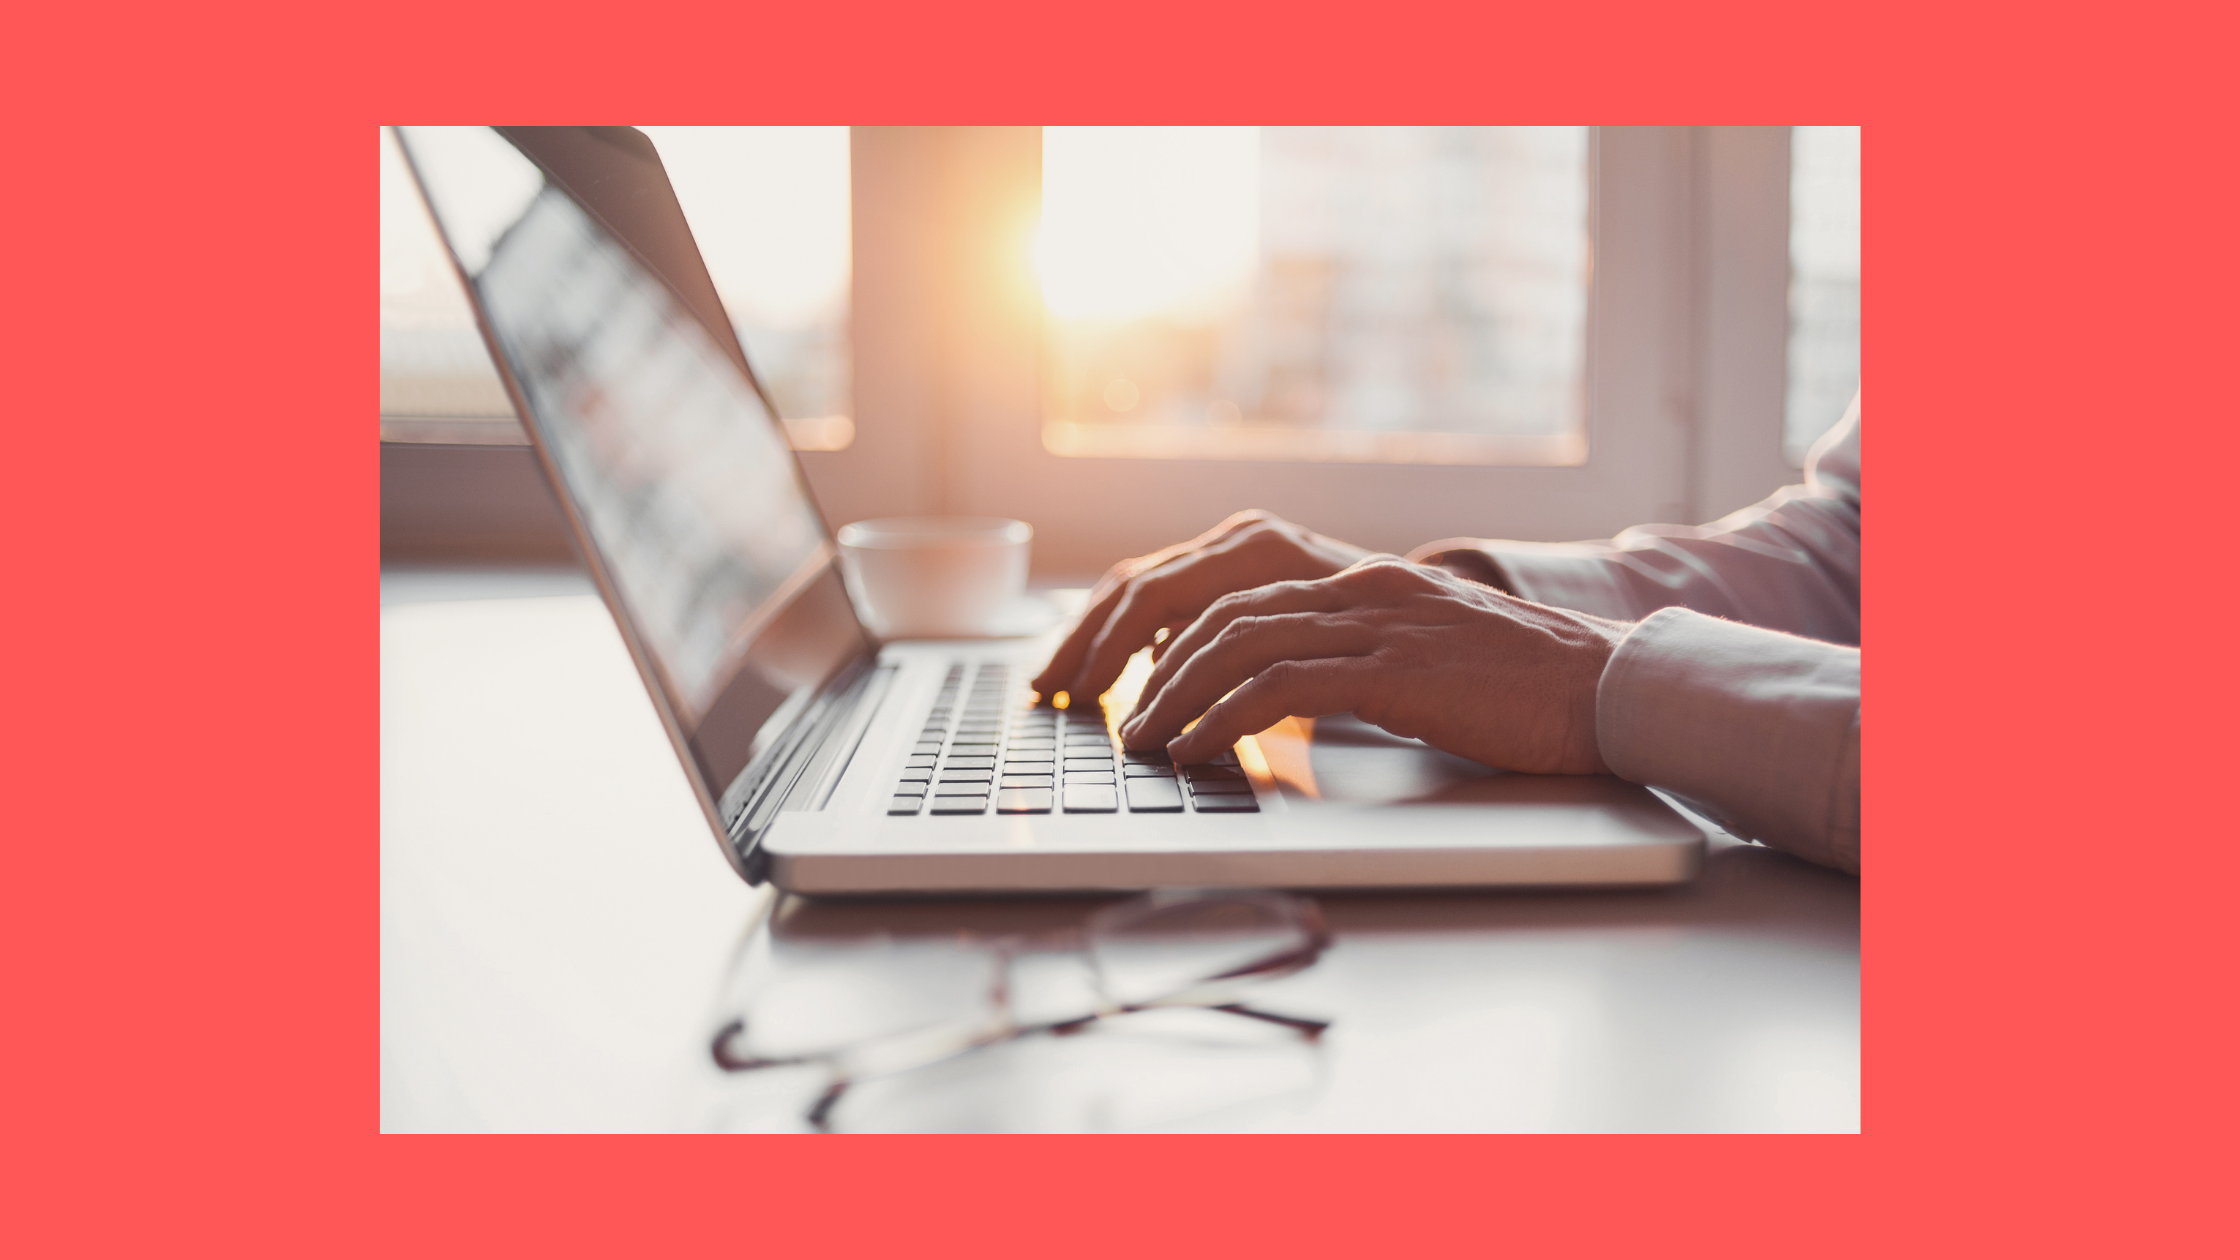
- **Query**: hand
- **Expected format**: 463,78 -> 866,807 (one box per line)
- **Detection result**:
1118,560 -> 1632,775
1032,511 -> 1376,705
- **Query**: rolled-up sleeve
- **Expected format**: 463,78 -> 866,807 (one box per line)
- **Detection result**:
1596,607 -> 1860,873
1410,400 -> 1862,646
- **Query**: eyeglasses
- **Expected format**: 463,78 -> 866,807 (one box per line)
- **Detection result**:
709,887 -> 1333,1132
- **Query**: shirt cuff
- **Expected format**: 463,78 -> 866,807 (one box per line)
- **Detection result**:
1596,607 -> 1861,874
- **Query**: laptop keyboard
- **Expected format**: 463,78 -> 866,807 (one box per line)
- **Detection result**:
886,661 -> 1257,817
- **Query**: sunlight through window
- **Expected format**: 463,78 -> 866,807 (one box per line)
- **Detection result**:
1039,127 -> 1591,465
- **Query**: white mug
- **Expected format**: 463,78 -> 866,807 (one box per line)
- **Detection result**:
835,517 -> 1033,639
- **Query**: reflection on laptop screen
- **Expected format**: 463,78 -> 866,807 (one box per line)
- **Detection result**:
399,127 -> 871,792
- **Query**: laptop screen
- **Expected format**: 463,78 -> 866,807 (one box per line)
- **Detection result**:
397,127 -> 873,798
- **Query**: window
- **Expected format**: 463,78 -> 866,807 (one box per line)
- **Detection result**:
380,127 -> 517,440
378,127 -> 855,450
1786,126 -> 1861,463
1038,127 -> 1591,465
642,127 -> 854,450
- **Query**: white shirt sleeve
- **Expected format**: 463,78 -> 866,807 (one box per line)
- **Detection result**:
1406,395 -> 1863,872
1597,608 -> 1860,873
1410,399 -> 1861,646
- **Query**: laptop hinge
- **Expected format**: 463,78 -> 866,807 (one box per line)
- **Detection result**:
722,660 -> 891,884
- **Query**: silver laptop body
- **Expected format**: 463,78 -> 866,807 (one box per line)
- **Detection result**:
396,126 -> 1704,895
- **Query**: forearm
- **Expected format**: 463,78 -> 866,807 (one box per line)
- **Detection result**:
1594,608 -> 1861,874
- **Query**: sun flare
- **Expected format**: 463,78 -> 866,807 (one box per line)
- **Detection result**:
1037,127 -> 1260,323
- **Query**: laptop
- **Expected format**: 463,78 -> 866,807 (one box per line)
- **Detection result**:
395,126 -> 1704,895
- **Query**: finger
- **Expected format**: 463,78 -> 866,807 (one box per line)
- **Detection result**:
1032,566 -> 1137,696
1166,656 -> 1383,763
1069,551 -> 1254,701
1135,577 -> 1357,704
1030,513 -> 1271,696
1121,613 -> 1384,749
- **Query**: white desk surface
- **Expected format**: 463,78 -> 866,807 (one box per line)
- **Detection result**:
381,565 -> 1859,1132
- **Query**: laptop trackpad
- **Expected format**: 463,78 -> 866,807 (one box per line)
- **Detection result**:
1255,713 -> 1613,807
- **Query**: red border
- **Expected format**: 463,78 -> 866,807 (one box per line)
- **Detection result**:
9,0 -> 2231,1254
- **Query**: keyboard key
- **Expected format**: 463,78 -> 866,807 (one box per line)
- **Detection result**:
1122,749 -> 1172,765
914,741 -> 944,755
1188,777 -> 1254,795
1003,749 -> 1054,763
999,774 -> 1054,788
1063,784 -> 1118,813
1185,765 -> 1248,782
1123,762 -> 1176,777
897,768 -> 931,783
1170,749 -> 1240,767
1125,778 -> 1185,812
1063,770 -> 1115,785
1004,738 -> 1055,749
930,795 -> 989,815
888,795 -> 925,815
944,756 -> 996,769
996,788 -> 1053,814
1191,793 -> 1259,813
905,754 -> 937,769
937,771 -> 992,784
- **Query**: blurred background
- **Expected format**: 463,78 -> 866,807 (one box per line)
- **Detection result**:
380,126 -> 1859,579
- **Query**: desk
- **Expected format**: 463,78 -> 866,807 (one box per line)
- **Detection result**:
382,565 -> 1859,1132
